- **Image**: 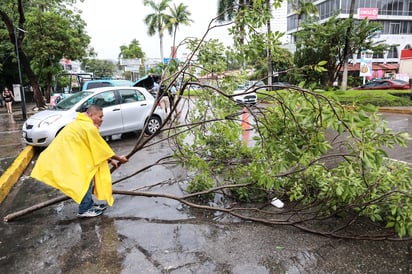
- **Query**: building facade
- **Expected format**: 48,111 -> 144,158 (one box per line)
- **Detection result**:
286,0 -> 412,78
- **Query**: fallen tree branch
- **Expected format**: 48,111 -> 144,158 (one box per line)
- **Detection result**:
3,195 -> 69,222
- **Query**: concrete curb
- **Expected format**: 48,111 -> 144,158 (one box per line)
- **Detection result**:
378,107 -> 412,115
0,146 -> 34,204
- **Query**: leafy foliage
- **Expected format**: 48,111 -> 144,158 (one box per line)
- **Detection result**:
187,38 -> 227,77
294,14 -> 386,87
171,84 -> 412,237
0,0 -> 90,106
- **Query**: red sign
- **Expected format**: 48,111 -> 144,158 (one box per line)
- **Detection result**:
358,8 -> 379,19
400,49 -> 412,60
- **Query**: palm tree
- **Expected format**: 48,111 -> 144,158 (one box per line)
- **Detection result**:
290,0 -> 318,31
168,3 -> 193,58
217,0 -> 252,46
143,0 -> 173,60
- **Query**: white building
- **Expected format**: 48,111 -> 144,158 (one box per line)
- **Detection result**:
270,1 -> 289,45
286,0 -> 412,78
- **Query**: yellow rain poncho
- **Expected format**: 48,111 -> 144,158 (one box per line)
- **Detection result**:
31,112 -> 115,205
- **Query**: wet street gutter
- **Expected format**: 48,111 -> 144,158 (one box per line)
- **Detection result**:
0,145 -> 34,204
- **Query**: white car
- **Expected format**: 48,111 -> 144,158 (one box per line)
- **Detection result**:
22,86 -> 164,147
232,80 -> 265,105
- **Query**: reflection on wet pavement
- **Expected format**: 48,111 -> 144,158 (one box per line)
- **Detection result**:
0,110 -> 26,159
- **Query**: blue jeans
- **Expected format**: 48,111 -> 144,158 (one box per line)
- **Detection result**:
78,182 -> 94,214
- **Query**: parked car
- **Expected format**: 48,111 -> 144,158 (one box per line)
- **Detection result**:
50,72 -> 95,106
272,81 -> 292,90
232,80 -> 265,105
81,79 -> 132,90
352,79 -> 411,90
132,74 -> 163,97
51,79 -> 133,106
22,86 -> 164,147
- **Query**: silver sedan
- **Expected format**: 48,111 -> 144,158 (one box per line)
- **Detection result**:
22,86 -> 164,147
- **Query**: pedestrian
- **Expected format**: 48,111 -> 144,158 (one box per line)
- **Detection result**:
31,105 -> 128,218
159,90 -> 170,115
149,77 -> 160,97
168,84 -> 177,107
2,87 -> 14,114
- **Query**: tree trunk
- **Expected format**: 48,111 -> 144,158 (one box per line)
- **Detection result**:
341,0 -> 356,91
19,47 -> 45,108
0,4 -> 46,109
266,0 -> 273,87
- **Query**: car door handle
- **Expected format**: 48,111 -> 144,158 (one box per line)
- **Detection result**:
112,108 -> 121,111
140,103 -> 147,106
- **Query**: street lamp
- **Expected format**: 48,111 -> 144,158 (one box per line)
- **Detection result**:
14,26 -> 27,120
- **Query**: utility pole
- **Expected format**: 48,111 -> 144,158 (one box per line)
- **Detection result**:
341,0 -> 356,91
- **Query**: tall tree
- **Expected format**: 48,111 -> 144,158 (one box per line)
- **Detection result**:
81,59 -> 117,78
118,39 -> 145,79
216,0 -> 253,64
143,0 -> 173,61
168,3 -> 193,58
289,0 -> 318,32
0,0 -> 90,108
187,38 -> 227,79
294,15 -> 386,87
119,39 -> 145,59
25,7 -> 90,102
0,0 -> 45,108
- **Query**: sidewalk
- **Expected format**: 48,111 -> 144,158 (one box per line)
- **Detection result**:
0,102 -> 37,204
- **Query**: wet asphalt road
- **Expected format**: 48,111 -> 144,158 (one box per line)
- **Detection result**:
0,104 -> 411,273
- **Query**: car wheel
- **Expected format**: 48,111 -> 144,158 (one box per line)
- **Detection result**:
144,116 -> 161,135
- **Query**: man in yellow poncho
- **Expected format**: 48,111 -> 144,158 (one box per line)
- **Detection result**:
31,105 -> 128,218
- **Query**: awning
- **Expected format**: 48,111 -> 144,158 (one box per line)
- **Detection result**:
342,63 -> 399,72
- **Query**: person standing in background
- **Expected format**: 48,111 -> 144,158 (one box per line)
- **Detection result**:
159,90 -> 170,115
169,84 -> 177,107
2,87 -> 14,114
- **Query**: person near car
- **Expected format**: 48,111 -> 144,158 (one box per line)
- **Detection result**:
168,84 -> 177,107
2,87 -> 14,114
31,105 -> 128,218
150,79 -> 160,97
159,90 -> 170,115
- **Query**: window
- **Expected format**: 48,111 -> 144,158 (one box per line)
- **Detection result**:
119,89 -> 145,104
90,91 -> 117,108
390,22 -> 401,34
387,46 -> 398,58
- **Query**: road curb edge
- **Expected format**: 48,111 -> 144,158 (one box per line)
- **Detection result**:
0,146 -> 34,204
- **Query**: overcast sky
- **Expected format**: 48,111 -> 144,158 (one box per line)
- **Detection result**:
76,0 -> 232,60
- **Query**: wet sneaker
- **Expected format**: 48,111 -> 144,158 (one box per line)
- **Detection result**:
92,203 -> 107,211
77,208 -> 103,218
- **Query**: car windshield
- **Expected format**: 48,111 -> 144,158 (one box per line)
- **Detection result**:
54,91 -> 94,110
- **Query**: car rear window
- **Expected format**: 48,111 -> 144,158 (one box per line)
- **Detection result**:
86,82 -> 114,89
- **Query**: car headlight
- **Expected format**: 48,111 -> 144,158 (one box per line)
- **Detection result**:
38,115 -> 63,128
